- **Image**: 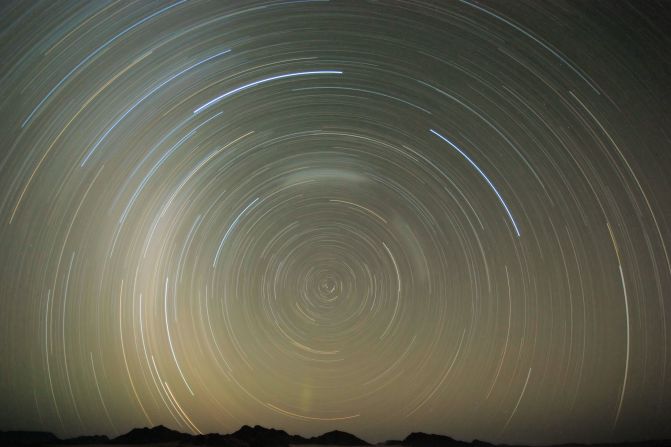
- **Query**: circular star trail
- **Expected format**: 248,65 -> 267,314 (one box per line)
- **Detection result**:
1,1 -> 670,445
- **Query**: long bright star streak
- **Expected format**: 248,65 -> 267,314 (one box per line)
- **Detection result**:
614,263 -> 631,428
164,277 -> 194,396
380,242 -> 401,340
264,403 -> 359,421
213,198 -> 260,267
502,368 -> 533,434
608,222 -> 631,429
430,129 -> 521,237
193,70 -> 343,114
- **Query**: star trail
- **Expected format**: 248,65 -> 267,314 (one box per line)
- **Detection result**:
1,1 -> 670,445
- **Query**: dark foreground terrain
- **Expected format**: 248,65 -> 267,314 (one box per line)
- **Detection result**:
1,425 -> 670,447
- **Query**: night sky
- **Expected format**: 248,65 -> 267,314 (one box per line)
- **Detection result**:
1,1 -> 671,445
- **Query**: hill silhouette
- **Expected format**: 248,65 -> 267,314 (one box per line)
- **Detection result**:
111,425 -> 190,444
307,430 -> 370,446
1,426 -> 670,447
402,433 -> 469,447
231,425 -> 304,447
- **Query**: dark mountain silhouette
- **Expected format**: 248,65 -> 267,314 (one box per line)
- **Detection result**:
402,433 -> 470,447
307,430 -> 370,446
111,425 -> 190,444
470,440 -> 493,447
231,425 -> 306,447
1,426 -> 670,447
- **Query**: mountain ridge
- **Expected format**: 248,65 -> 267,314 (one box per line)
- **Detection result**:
1,426 -> 669,447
